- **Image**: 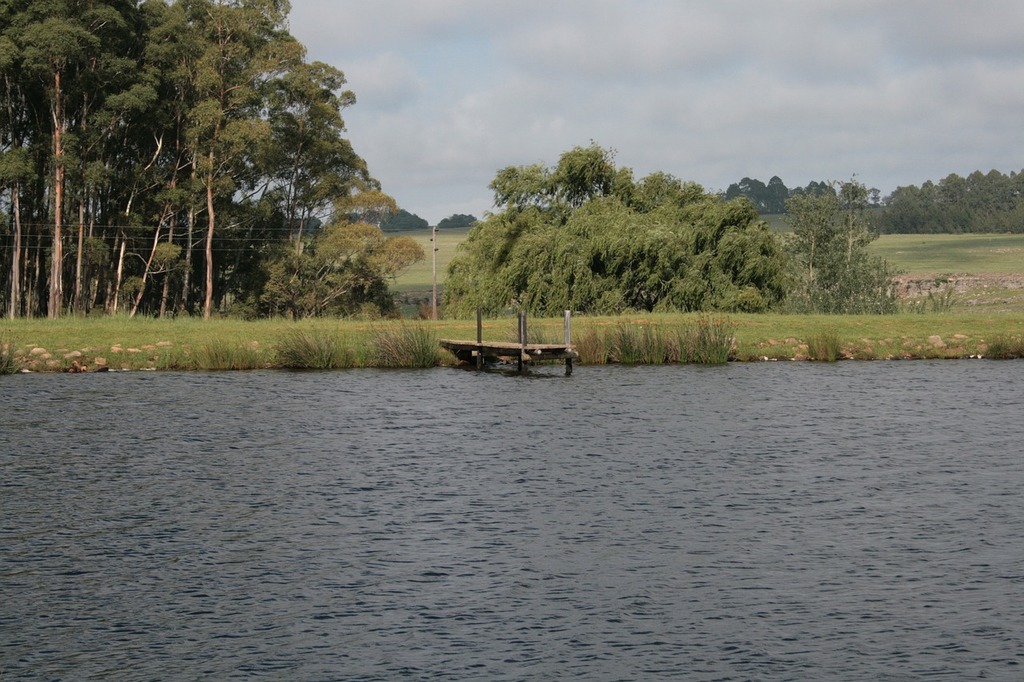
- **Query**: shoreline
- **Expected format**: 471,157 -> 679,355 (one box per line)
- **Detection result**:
4,312 -> 1024,374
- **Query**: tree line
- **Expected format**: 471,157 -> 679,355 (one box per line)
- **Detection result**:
726,170 -> 1024,233
725,176 -> 882,215
0,0 -> 425,320
380,211 -> 477,232
876,170 -> 1024,234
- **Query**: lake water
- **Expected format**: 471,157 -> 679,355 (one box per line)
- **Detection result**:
2,362 -> 1023,680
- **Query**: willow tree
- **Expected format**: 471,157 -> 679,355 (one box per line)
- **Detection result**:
444,145 -> 788,317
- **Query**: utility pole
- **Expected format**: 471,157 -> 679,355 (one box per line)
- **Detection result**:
431,224 -> 438,320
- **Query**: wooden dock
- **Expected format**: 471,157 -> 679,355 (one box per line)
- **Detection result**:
439,310 -> 578,375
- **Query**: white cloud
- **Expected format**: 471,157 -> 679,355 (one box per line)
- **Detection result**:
343,52 -> 424,112
289,0 -> 1024,223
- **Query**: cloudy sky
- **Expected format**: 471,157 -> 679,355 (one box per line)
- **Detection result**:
288,0 -> 1024,224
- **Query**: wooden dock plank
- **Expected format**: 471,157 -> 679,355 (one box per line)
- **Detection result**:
441,310 -> 576,374
438,339 -> 578,361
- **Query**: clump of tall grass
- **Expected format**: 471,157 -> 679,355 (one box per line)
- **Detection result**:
573,327 -> 608,365
370,323 -> 439,368
276,329 -> 357,369
609,322 -> 669,364
677,316 -> 736,365
0,339 -> 18,375
189,340 -> 267,370
591,316 -> 735,365
985,335 -> 1024,359
806,330 -> 843,362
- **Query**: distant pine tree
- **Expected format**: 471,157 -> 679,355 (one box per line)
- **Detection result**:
437,213 -> 478,229
381,209 -> 429,231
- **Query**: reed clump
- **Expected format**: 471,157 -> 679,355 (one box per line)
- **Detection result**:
572,327 -> 608,365
370,323 -> 439,368
985,335 -> 1024,359
276,329 -> 357,369
188,340 -> 268,370
806,330 -> 843,362
904,289 -> 957,314
609,322 -> 668,364
0,339 -> 18,375
678,315 -> 736,365
573,316 -> 735,366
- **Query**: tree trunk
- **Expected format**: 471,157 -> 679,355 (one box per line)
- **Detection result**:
130,224 -> 163,318
74,201 -> 85,313
181,205 -> 194,314
49,70 -> 65,319
28,231 -> 43,317
159,217 -> 175,318
8,186 -> 22,319
110,235 -> 127,314
203,164 -> 215,319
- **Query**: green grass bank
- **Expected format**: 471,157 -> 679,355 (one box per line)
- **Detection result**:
4,311 -> 1024,374
5,232 -> 1024,373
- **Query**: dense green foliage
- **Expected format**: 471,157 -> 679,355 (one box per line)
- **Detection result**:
876,169 -> 1024,234
444,145 -> 788,317
0,0 -> 419,320
784,180 -> 899,314
253,221 -> 423,319
381,209 -> 428,231
725,176 -> 792,214
437,213 -> 477,229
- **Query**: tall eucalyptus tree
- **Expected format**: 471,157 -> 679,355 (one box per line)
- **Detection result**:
262,60 -> 371,253
178,0 -> 301,318
0,0 -> 382,319
1,0 -> 149,317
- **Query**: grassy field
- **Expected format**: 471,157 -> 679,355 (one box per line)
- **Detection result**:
868,233 -> 1024,274
392,226 -> 473,293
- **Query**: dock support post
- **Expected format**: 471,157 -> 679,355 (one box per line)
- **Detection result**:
564,309 -> 573,376
476,308 -> 483,369
518,311 -> 527,374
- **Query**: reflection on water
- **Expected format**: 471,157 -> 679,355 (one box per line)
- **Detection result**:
2,363 -> 1023,680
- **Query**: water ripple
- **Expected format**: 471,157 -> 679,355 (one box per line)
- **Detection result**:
2,363 -> 1023,680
